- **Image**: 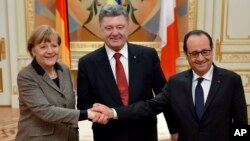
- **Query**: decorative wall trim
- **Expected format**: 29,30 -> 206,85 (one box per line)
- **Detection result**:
233,69 -> 250,93
221,52 -> 250,63
216,0 -> 250,62
70,42 -> 161,52
216,40 -> 250,62
224,0 -> 250,40
24,0 -> 35,41
0,37 -> 4,92
0,37 -> 6,61
188,0 -> 198,30
70,42 -> 161,69
0,68 -> 2,92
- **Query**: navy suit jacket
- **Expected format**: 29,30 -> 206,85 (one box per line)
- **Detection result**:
116,65 -> 247,141
77,43 -> 166,141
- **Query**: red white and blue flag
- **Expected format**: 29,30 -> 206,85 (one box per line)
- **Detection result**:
159,0 -> 180,79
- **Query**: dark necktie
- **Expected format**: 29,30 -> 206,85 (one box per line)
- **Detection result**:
195,77 -> 204,120
114,53 -> 129,106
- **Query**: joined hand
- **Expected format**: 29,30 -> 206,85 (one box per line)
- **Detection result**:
87,103 -> 114,124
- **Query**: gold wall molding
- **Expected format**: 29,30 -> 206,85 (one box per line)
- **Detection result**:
216,39 -> 250,62
17,56 -> 32,70
233,69 -> 250,93
0,38 -> 4,92
70,42 -> 161,52
24,0 -> 35,41
188,0 -> 198,30
12,85 -> 18,95
226,35 -> 250,40
0,37 -> 6,61
224,0 -> 250,41
216,0 -> 250,62
0,68 -> 2,92
70,42 -> 162,69
221,53 -> 250,63
220,0 -> 250,42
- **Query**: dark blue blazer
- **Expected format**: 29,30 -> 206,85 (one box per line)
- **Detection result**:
116,65 -> 247,141
77,43 -> 166,141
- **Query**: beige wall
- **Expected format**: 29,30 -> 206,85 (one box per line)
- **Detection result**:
197,0 -> 250,102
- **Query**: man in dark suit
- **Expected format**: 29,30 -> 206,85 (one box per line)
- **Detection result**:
92,30 -> 248,141
77,4 -> 166,141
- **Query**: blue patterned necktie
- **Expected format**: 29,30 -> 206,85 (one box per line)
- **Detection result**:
195,77 -> 204,120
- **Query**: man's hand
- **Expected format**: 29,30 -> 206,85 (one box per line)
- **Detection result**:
87,109 -> 109,124
91,103 -> 114,119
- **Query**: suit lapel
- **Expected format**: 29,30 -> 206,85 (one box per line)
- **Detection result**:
184,70 -> 198,119
127,44 -> 140,104
42,74 -> 63,94
203,66 -> 222,113
31,59 -> 65,95
184,66 -> 223,122
57,69 -> 66,95
96,47 -> 123,105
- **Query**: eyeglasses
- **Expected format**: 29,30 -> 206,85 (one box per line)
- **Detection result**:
188,50 -> 212,58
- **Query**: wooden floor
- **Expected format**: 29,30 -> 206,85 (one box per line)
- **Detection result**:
0,107 -> 19,141
0,106 -> 249,141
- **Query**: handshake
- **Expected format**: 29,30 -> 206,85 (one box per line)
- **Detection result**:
86,103 -> 114,124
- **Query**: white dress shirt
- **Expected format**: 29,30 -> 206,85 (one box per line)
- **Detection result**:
105,43 -> 129,84
105,44 -> 129,119
192,65 -> 214,105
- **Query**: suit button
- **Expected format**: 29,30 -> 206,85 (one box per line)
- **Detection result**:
63,104 -> 66,107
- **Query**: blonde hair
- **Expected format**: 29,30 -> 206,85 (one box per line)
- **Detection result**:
27,25 -> 61,57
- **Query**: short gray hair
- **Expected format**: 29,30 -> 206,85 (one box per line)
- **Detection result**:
99,4 -> 129,23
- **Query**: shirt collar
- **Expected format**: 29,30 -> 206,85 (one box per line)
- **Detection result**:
192,65 -> 214,81
105,43 -> 128,60
31,58 -> 63,76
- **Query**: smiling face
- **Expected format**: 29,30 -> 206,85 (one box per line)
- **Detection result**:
32,36 -> 59,70
100,15 -> 129,51
27,25 -> 61,70
185,34 -> 213,76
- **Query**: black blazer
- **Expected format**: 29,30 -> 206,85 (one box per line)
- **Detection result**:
116,65 -> 247,141
77,43 -> 166,141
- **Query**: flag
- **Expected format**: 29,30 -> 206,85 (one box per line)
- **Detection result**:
159,0 -> 179,80
56,0 -> 71,68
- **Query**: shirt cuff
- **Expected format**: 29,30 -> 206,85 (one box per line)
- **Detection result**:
112,108 -> 118,119
79,110 -> 87,121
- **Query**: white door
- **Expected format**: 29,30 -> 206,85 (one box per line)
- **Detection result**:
0,0 -> 11,105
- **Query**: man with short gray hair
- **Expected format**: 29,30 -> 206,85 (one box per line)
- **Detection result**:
77,4 -> 167,141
